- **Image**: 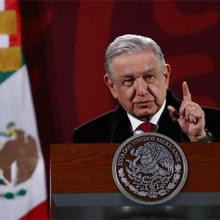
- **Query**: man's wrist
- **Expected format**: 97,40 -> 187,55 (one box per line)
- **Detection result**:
189,129 -> 213,143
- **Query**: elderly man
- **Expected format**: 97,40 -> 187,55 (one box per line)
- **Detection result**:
73,34 -> 220,143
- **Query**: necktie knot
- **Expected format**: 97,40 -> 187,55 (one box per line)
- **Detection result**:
137,121 -> 152,133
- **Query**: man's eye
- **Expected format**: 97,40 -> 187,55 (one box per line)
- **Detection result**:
122,79 -> 134,87
145,74 -> 155,83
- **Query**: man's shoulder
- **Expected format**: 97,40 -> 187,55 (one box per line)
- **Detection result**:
72,105 -> 132,143
203,106 -> 220,112
72,108 -> 122,143
75,110 -> 115,131
202,106 -> 220,142
203,106 -> 220,119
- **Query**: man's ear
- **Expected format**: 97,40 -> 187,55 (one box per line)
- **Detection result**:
104,74 -> 118,99
164,64 -> 171,88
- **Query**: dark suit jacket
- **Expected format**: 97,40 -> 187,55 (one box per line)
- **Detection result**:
73,90 -> 220,143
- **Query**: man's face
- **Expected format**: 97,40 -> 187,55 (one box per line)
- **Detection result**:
104,49 -> 171,120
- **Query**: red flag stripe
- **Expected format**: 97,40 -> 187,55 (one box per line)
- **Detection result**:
20,201 -> 49,220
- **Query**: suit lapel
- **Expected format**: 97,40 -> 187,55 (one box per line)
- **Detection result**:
110,105 -> 133,143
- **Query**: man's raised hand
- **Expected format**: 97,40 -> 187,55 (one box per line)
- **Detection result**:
168,81 -> 206,139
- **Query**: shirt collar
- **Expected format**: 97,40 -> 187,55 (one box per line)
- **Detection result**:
127,99 -> 166,132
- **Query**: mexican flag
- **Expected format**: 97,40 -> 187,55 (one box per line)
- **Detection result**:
0,0 -> 48,219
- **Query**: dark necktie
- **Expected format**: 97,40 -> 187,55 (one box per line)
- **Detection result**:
137,121 -> 152,132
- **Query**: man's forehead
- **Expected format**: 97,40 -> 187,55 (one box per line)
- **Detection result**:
112,51 -> 159,72
112,49 -> 158,64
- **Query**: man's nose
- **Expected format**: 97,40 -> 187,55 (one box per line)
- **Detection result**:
134,78 -> 148,95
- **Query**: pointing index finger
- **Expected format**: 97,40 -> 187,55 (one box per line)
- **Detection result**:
182,81 -> 191,102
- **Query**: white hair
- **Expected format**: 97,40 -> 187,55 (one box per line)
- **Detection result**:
104,34 -> 165,80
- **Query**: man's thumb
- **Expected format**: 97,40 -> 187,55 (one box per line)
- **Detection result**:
167,105 -> 179,121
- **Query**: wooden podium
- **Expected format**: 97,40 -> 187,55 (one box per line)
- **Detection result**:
51,143 -> 220,219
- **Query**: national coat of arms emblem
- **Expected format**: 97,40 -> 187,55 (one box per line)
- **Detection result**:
112,133 -> 188,204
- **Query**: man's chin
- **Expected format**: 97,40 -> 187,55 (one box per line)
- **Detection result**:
134,110 -> 155,120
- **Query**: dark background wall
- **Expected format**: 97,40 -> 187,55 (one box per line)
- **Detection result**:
19,0 -> 220,146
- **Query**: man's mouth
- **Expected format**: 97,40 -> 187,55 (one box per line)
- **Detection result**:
133,101 -> 154,108
134,100 -> 154,105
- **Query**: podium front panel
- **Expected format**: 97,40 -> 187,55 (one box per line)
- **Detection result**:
51,143 -> 220,219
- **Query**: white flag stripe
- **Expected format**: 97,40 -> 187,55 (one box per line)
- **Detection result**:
0,65 -> 47,219
0,0 -> 4,11
0,34 -> 9,48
